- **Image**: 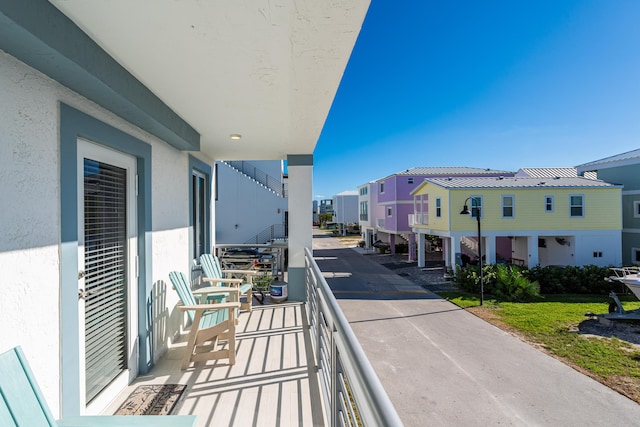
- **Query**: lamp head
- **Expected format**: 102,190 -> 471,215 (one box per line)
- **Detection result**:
460,205 -> 470,215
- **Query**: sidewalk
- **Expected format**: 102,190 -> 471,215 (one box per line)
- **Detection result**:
313,233 -> 640,426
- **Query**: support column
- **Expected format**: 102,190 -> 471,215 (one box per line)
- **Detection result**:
485,235 -> 495,264
451,234 -> 461,268
389,234 -> 396,254
408,233 -> 416,262
528,235 -> 539,268
441,237 -> 449,267
417,233 -> 425,267
287,154 -> 313,301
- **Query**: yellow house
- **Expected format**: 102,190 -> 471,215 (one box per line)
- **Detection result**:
410,176 -> 622,269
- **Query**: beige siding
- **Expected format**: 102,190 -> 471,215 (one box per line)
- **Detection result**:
415,184 -> 621,232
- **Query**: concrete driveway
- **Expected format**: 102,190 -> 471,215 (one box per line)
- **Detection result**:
313,233 -> 640,426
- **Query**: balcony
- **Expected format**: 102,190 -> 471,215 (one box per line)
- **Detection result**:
408,213 -> 428,226
105,249 -> 401,426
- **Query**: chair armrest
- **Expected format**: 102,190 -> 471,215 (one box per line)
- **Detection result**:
193,287 -> 240,297
203,277 -> 244,285
178,302 -> 240,311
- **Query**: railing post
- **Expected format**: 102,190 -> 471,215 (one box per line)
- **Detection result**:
330,325 -> 338,427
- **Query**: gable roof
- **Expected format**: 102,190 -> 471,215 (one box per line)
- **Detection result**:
517,167 -> 597,180
376,166 -> 514,181
411,176 -> 620,195
576,148 -> 640,172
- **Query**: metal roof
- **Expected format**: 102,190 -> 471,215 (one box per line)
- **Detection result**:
576,148 -> 640,171
517,167 -> 597,180
423,176 -> 620,190
378,167 -> 514,180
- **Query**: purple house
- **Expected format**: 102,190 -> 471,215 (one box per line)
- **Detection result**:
359,167 -> 514,260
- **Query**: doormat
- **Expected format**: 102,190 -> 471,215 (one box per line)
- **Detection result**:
114,384 -> 187,415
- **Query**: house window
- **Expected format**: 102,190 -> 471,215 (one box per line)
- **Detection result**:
380,182 -> 385,193
634,201 -> 640,218
408,177 -> 414,184
387,207 -> 392,216
633,248 -> 640,264
570,194 -> 584,217
471,196 -> 482,219
192,168 -> 210,260
360,201 -> 368,221
502,195 -> 514,218
593,251 -> 603,258
545,195 -> 554,212
435,197 -> 441,218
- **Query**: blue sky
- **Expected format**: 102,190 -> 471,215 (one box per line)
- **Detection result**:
313,0 -> 640,200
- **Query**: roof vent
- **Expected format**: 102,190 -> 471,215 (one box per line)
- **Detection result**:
554,176 -> 561,180
498,175 -> 504,180
447,177 -> 452,181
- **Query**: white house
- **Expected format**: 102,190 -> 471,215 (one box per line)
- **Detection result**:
333,190 -> 359,224
0,0 -> 368,418
215,160 -> 288,244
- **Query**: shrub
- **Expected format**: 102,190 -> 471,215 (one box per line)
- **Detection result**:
525,265 -> 615,294
457,264 -> 615,296
454,264 -> 497,294
493,264 -> 539,301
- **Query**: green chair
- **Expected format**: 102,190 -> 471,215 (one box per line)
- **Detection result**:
169,271 -> 240,370
0,346 -> 196,426
200,253 -> 256,312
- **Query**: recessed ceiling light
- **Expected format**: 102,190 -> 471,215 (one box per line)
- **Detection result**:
230,134 -> 242,140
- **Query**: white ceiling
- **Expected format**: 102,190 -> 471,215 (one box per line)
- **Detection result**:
49,0 -> 370,160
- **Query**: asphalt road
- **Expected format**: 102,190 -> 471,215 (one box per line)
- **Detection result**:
313,232 -> 640,426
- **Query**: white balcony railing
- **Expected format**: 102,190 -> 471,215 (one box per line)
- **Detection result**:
408,213 -> 428,226
305,248 -> 403,426
376,218 -> 385,228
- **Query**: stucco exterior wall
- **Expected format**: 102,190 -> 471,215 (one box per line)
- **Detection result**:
216,161 -> 287,244
150,145 -> 192,358
0,50 -> 197,416
0,51 -> 62,411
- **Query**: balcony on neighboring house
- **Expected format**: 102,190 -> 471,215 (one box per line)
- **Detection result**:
408,213 -> 428,226
376,218 -> 386,228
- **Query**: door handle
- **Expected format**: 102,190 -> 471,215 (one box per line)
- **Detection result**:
78,289 -> 95,299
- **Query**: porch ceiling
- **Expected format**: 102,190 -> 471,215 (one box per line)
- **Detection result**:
49,0 -> 370,160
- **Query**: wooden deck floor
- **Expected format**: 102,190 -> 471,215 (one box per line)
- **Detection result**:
106,301 -> 325,427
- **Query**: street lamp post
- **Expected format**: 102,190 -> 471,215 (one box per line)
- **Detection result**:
460,197 -> 483,306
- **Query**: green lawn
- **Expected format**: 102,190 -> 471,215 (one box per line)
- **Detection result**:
439,292 -> 640,400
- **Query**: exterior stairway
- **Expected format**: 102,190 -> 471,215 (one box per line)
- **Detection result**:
222,160 -> 286,197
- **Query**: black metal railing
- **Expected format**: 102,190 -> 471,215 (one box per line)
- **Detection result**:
244,224 -> 287,244
224,160 -> 285,197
